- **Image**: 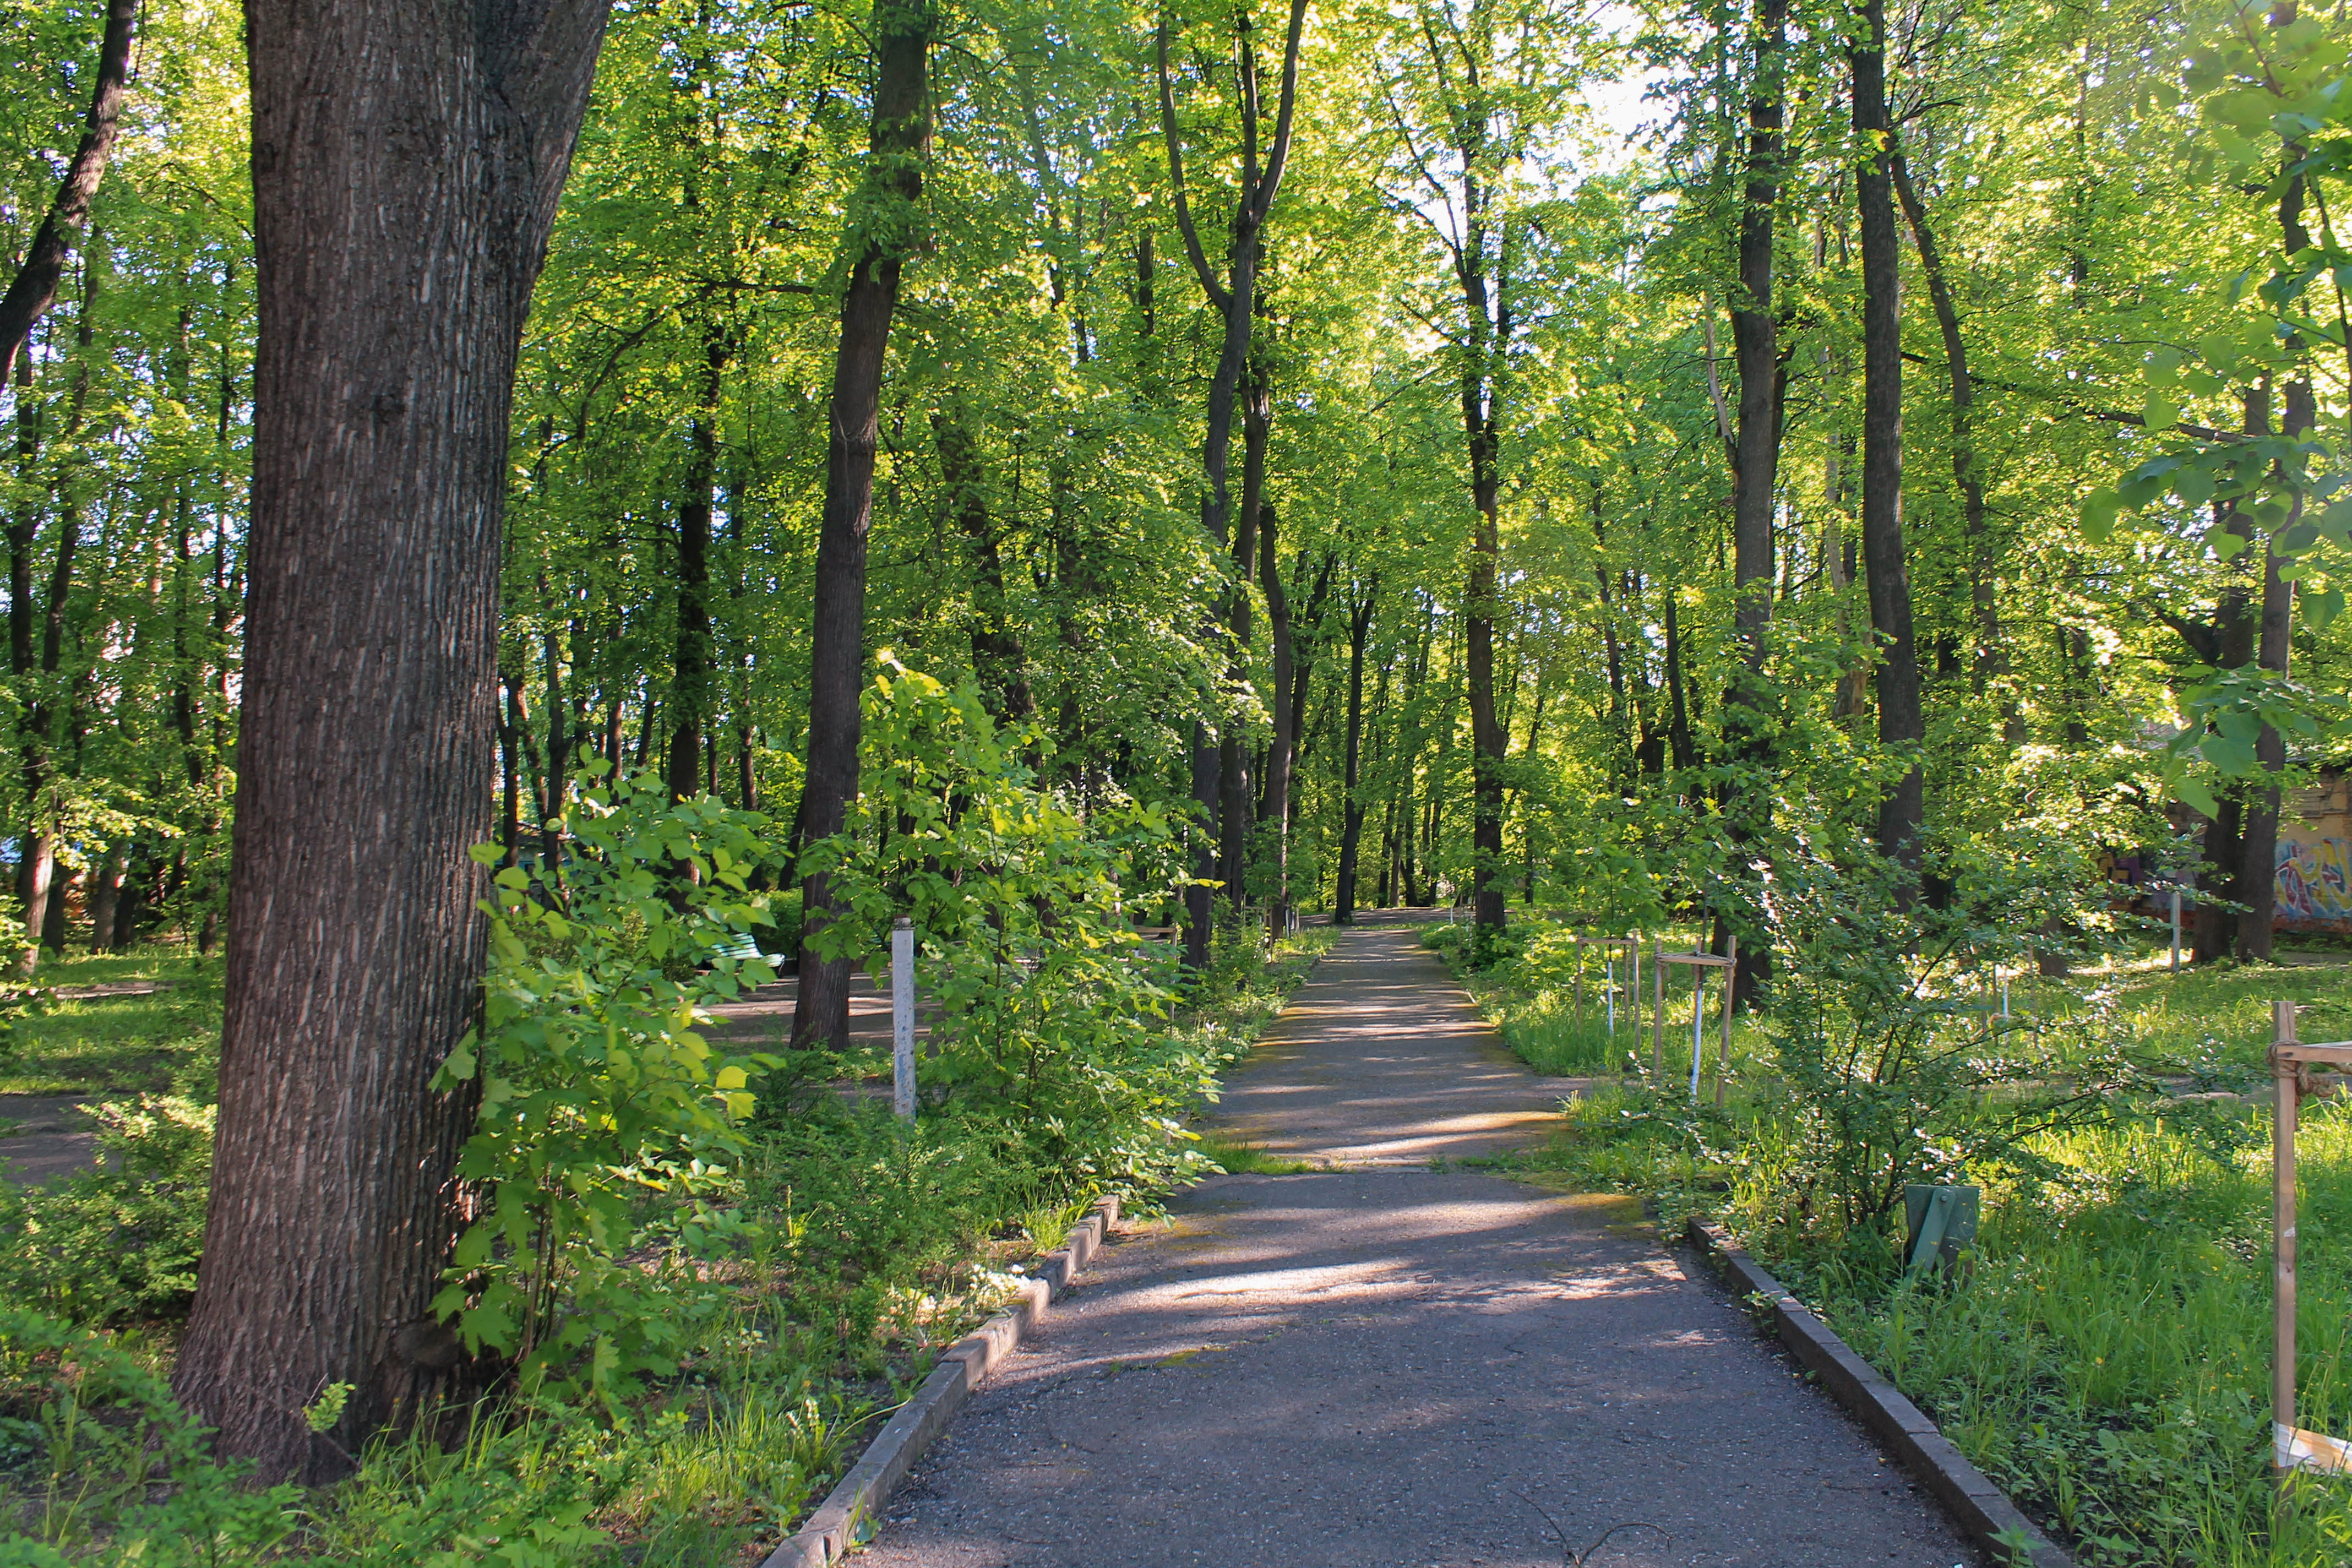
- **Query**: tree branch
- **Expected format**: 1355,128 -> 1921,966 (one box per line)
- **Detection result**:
1157,11 -> 1232,314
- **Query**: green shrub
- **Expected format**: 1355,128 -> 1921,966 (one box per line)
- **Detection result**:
755,1109 -> 1019,1286
801,661 -> 1205,1194
432,765 -> 783,1402
0,1097 -> 213,1324
0,1307 -> 301,1564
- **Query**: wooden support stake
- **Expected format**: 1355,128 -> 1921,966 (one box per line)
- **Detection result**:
1651,938 -> 1664,1076
1714,933 -> 1737,1107
2277,997 -> 2299,1494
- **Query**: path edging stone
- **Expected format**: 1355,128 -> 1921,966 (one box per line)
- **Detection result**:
1683,1216 -> 2074,1568
759,1195 -> 1122,1568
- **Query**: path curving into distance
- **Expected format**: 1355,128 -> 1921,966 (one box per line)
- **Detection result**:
854,918 -> 1970,1568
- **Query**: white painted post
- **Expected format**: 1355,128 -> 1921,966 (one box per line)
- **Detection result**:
892,916 -> 916,1124
2171,885 -> 2184,973
1604,952 -> 1616,1036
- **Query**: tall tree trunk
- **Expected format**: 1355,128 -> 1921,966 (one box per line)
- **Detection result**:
667,328 -> 726,802
792,0 -> 934,1050
0,0 -> 134,388
172,0 -> 611,1484
1256,508 -> 1295,924
1223,363 -> 1268,915
1850,0 -> 1924,880
1724,0 -> 1785,1005
1334,578 -> 1376,924
1157,0 -> 1308,965
1890,153 -> 2007,737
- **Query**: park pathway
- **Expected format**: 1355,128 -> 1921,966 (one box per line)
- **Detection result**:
854,919 -> 1971,1568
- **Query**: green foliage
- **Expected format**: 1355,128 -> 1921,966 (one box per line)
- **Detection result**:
0,1097 -> 213,1324
802,660 -> 1206,1190
1732,851 -> 2139,1246
749,1106 -> 1026,1344
0,1308 -> 302,1565
431,766 -> 781,1401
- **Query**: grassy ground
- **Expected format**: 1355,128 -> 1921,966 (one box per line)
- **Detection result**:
1433,915 -> 2352,1567
1,948 -> 221,1097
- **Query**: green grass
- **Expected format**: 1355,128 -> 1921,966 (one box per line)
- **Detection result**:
1447,912 -> 2352,1564
2,949 -> 221,1096
1812,1105 -> 2352,1566
2008,946 -> 2352,1075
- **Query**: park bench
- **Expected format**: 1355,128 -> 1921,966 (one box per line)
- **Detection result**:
709,933 -> 766,965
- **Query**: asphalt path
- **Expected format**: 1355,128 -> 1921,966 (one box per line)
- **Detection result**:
854,922 -> 1972,1567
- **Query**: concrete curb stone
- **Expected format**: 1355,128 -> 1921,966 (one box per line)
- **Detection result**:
1683,1216 -> 2075,1568
758,1195 -> 1123,1568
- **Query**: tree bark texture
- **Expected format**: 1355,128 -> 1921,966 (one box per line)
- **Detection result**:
1850,0 -> 1925,879
172,0 -> 612,1484
792,0 -> 933,1049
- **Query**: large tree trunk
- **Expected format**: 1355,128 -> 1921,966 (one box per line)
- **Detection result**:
1464,354 -> 1508,935
1850,0 -> 1924,879
792,0 -> 934,1050
1222,363 -> 1267,914
2236,529 -> 2292,961
172,0 -> 611,1485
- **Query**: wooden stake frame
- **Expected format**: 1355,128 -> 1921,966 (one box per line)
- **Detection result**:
1654,935 -> 1738,1104
2271,999 -> 2352,1489
1566,934 -> 1641,1041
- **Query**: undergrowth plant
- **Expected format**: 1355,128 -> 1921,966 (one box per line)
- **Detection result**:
431,764 -> 782,1401
802,661 -> 1203,1192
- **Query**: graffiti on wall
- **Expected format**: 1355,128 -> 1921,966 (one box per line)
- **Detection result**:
2277,835 -> 2352,928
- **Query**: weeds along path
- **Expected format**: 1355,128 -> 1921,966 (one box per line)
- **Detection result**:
855,921 -> 1969,1567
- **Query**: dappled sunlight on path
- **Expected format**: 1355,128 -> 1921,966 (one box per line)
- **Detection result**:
855,925 -> 1969,1568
